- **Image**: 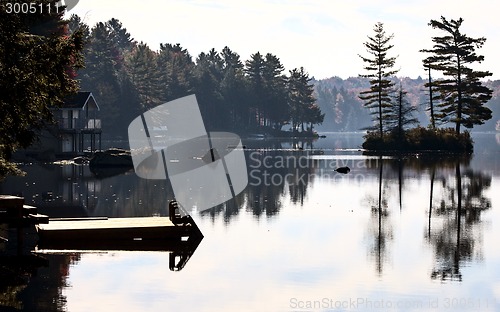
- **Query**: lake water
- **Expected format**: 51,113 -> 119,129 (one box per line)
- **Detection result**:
1,132 -> 500,312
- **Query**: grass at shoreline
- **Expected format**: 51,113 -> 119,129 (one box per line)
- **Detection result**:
362,127 -> 474,153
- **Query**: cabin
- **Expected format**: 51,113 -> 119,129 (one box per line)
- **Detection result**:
19,91 -> 102,160
53,91 -> 102,154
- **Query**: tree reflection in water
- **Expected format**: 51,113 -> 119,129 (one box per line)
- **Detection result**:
364,156 -> 393,276
427,158 -> 491,281
200,147 -> 317,221
362,154 -> 492,280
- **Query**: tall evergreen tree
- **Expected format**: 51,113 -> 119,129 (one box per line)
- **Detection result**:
157,43 -> 194,101
288,67 -> 321,132
262,53 -> 288,129
106,18 -> 134,52
68,14 -> 90,41
0,1 -> 84,175
193,48 -> 225,130
388,83 -> 418,140
358,22 -> 399,137
422,60 -> 439,129
220,46 -> 248,129
245,52 -> 266,127
420,16 -> 492,134
244,52 -> 289,130
125,42 -> 162,110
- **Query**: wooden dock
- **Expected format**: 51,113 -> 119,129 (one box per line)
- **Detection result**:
1,195 -> 48,255
0,195 -> 49,226
2,196 -> 203,270
36,217 -> 203,251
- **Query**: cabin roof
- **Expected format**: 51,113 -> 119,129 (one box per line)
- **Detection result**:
60,91 -> 100,110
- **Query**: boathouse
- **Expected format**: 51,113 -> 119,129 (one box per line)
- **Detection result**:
19,91 -> 102,159
54,91 -> 102,154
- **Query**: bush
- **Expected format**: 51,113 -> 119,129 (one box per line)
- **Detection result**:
362,127 -> 473,153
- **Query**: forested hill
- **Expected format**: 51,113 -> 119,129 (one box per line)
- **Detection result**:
313,76 -> 500,132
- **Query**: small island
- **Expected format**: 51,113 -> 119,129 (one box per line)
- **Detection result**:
362,127 -> 473,153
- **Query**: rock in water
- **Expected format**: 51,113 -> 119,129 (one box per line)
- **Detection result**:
335,166 -> 350,174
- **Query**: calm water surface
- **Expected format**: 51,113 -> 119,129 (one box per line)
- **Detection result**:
1,132 -> 500,312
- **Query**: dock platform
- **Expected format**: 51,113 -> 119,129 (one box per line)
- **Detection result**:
37,217 -> 203,251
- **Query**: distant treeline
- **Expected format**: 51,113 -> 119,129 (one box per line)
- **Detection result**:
70,15 -> 500,138
314,76 -> 500,132
69,16 -> 323,138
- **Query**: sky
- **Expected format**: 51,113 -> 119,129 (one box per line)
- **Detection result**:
70,0 -> 500,80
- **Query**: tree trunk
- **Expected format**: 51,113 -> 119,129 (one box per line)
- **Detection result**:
456,54 -> 462,135
378,70 -> 383,138
428,67 -> 435,129
398,93 -> 403,141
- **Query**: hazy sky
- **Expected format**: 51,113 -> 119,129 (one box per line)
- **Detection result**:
71,0 -> 500,80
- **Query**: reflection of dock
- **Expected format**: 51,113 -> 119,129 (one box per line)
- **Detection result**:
37,216 -> 203,271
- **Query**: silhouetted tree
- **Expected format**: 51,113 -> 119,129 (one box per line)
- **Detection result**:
125,42 -> 162,110
157,43 -> 194,101
262,53 -> 288,129
388,83 -> 418,140
220,46 -> 248,129
422,60 -> 439,129
193,48 -> 225,130
68,14 -> 90,41
288,67 -> 321,132
359,22 -> 399,137
106,18 -> 134,52
245,52 -> 266,127
0,1 -> 84,175
421,16 -> 493,134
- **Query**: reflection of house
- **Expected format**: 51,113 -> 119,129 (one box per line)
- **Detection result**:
54,91 -> 102,153
21,92 -> 102,159
0,164 -> 100,218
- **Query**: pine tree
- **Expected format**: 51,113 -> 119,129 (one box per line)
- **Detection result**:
193,48 -> 225,130
262,53 -> 288,129
420,16 -> 492,134
220,47 -> 248,129
68,14 -> 90,41
125,42 -> 162,110
422,60 -> 439,129
358,22 -> 399,137
106,18 -> 134,52
244,52 -> 266,127
288,67 -> 320,132
157,43 -> 194,101
244,52 -> 289,130
388,83 -> 418,141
